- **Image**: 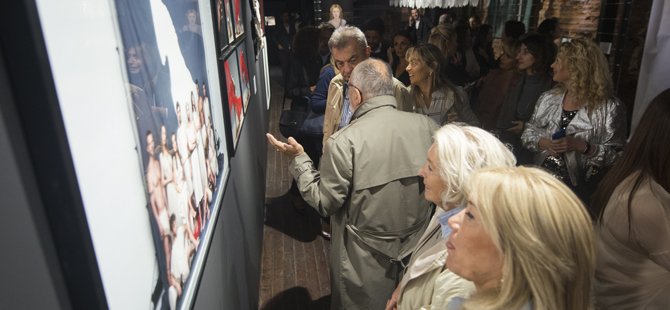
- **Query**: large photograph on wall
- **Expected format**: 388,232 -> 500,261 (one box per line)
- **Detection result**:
114,0 -> 230,309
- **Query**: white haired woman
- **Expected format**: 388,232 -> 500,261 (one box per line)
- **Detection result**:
445,166 -> 595,309
385,123 -> 516,310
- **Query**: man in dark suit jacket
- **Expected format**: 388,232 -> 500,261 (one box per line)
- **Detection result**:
406,9 -> 433,44
363,17 -> 390,63
272,12 -> 296,79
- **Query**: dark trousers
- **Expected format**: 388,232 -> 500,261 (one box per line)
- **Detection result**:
278,50 -> 293,80
289,135 -> 329,225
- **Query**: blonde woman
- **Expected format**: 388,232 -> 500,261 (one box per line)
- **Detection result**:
428,24 -> 469,87
328,4 -> 346,29
521,39 -> 626,202
385,123 -> 516,310
182,9 -> 202,35
446,166 -> 595,310
405,43 -> 480,126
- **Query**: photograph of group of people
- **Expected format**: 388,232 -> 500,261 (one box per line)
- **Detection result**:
115,0 -> 228,309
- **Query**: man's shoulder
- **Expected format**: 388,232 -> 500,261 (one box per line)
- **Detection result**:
392,77 -> 406,88
365,103 -> 438,130
329,74 -> 346,87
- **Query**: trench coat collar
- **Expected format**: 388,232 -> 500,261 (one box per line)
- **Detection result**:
351,95 -> 398,121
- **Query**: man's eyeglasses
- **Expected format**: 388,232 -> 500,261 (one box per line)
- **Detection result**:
348,83 -> 360,93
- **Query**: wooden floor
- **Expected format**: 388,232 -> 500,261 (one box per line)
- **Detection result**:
259,66 -> 332,310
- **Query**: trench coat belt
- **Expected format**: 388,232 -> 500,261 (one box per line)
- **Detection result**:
345,217 -> 429,261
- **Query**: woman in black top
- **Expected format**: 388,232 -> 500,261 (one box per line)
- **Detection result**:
472,24 -> 495,77
285,26 -> 322,101
496,34 -> 557,164
387,30 -> 414,86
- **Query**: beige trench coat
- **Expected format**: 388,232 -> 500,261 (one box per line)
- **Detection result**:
398,207 -> 475,310
290,95 -> 438,309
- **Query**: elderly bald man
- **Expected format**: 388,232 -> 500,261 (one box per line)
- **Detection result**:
268,59 -> 438,310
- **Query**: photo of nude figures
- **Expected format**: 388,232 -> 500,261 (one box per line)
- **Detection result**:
237,42 -> 251,111
224,50 -> 244,147
115,0 -> 229,309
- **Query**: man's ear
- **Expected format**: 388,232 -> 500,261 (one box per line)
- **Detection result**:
366,46 -> 371,57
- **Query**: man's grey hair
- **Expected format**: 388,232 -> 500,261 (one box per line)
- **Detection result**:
439,14 -> 448,25
349,59 -> 393,101
328,26 -> 367,53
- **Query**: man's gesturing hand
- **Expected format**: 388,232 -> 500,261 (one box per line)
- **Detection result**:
267,133 -> 305,159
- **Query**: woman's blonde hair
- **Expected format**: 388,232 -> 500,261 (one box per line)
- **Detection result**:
329,4 -> 342,20
186,9 -> 200,24
463,166 -> 595,310
428,23 -> 456,61
432,124 -> 516,208
321,55 -> 341,75
555,39 -> 613,113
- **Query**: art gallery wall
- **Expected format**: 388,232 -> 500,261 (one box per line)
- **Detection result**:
10,0 -> 270,309
34,0 -> 161,308
192,1 -> 269,309
0,47 -> 66,310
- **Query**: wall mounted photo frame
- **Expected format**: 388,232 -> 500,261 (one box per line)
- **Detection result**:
237,42 -> 251,111
260,37 -> 271,110
232,0 -> 244,39
214,0 -> 233,51
221,0 -> 235,44
113,0 -> 231,309
221,48 -> 244,153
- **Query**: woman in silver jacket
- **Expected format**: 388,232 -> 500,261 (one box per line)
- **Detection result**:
521,39 -> 626,202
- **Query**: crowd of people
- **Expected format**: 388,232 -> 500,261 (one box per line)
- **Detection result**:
266,8 -> 669,310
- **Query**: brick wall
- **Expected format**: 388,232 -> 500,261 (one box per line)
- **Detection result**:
538,0 -> 602,39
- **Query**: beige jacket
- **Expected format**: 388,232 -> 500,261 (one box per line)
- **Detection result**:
290,95 -> 438,309
595,174 -> 670,309
398,207 -> 475,310
322,74 -> 411,153
407,86 -> 481,127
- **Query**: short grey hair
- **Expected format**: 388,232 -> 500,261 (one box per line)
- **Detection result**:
328,26 -> 367,53
432,123 -> 516,207
349,59 -> 393,101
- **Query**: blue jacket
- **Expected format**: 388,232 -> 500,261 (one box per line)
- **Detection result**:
309,65 -> 336,113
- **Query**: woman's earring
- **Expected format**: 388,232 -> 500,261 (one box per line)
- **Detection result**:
430,71 -> 433,76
